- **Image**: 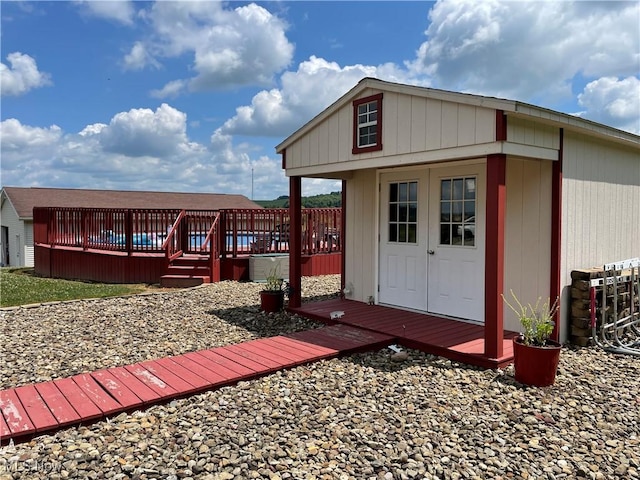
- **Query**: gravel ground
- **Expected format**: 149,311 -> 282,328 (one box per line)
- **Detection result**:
0,277 -> 338,390
1,276 -> 639,479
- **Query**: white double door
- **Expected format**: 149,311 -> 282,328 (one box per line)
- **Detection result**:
378,165 -> 485,322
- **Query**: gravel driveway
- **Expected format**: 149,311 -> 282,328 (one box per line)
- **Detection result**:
1,275 -> 638,479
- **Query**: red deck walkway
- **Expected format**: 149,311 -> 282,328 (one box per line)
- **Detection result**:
289,298 -> 518,369
0,325 -> 393,444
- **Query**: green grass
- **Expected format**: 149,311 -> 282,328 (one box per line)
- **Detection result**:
0,268 -> 147,308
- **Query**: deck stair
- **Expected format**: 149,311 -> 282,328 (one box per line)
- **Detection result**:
160,254 -> 211,288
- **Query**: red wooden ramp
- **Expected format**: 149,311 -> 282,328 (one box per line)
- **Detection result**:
0,326 -> 393,444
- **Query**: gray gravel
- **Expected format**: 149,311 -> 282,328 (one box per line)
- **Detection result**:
1,276 -> 639,479
0,277 -> 338,390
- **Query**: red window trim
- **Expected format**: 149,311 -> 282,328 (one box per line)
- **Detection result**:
352,93 -> 383,154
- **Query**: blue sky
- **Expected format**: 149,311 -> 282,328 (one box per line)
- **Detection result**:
1,1 -> 639,200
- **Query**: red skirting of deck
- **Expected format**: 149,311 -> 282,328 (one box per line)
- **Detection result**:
0,327 -> 393,444
289,298 -> 518,369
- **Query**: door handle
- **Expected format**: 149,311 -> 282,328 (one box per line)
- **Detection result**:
427,250 -> 435,255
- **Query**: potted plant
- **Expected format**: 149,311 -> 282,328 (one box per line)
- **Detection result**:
503,290 -> 561,387
259,264 -> 285,313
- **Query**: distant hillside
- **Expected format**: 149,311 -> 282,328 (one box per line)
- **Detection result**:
256,191 -> 341,208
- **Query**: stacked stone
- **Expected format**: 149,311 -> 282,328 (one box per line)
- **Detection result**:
570,267 -> 637,347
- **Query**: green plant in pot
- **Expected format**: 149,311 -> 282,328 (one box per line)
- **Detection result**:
260,264 -> 285,313
503,290 -> 561,387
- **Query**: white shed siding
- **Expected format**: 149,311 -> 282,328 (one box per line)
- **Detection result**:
561,131 -> 640,277
335,105 -> 352,165
284,89 -> 497,170
344,169 -> 378,303
507,117 -> 560,150
410,96 -> 427,152
425,98 -> 443,150
558,131 -> 640,342
503,158 -> 553,333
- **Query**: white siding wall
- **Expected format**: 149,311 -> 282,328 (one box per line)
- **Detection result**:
507,117 -> 560,150
24,220 -> 34,267
503,158 -> 553,333
344,169 -> 378,303
561,131 -> 640,286
0,201 -> 27,267
285,88 -> 496,169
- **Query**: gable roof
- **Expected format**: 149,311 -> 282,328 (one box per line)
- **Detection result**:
276,77 -> 639,153
1,187 -> 262,220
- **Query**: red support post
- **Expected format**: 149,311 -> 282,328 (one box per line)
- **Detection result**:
289,176 -> 302,308
485,154 -> 506,359
550,129 -> 563,341
341,181 -> 347,297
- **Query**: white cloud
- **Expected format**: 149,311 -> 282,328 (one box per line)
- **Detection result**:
95,104 -> 190,157
0,119 -> 61,152
577,77 -> 640,134
74,0 -> 135,26
0,119 -> 62,182
150,80 -> 187,99
408,0 -> 640,104
123,42 -> 161,71
217,56 -> 393,138
0,52 -> 52,96
134,2 -> 294,96
0,110 -> 292,199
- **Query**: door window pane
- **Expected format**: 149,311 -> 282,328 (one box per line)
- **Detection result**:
464,178 -> 476,199
408,224 -> 417,243
389,224 -> 397,242
388,181 -> 418,244
399,183 -> 408,202
409,182 -> 418,202
440,176 -> 476,247
441,180 -> 451,200
389,204 -> 397,222
390,183 -> 398,202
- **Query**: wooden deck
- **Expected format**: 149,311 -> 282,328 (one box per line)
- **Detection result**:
289,298 -> 518,369
0,326 -> 393,444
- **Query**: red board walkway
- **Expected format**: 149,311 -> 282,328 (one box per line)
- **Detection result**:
0,325 -> 393,443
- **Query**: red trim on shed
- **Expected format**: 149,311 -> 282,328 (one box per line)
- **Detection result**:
485,154 -> 507,358
495,110 -> 507,141
550,128 -> 563,341
352,93 -> 383,155
281,148 -> 286,170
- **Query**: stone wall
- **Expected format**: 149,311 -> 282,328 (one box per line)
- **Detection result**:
570,267 -> 638,346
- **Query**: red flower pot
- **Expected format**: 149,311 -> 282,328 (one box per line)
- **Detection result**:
512,336 -> 561,387
260,290 -> 284,313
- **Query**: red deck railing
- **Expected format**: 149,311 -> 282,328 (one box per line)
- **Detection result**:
33,207 -> 342,259
34,207 -> 182,253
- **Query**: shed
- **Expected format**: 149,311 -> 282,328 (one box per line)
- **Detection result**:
0,186 -> 262,268
277,77 -> 639,360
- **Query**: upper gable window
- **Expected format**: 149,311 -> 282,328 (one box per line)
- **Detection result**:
352,93 -> 383,154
